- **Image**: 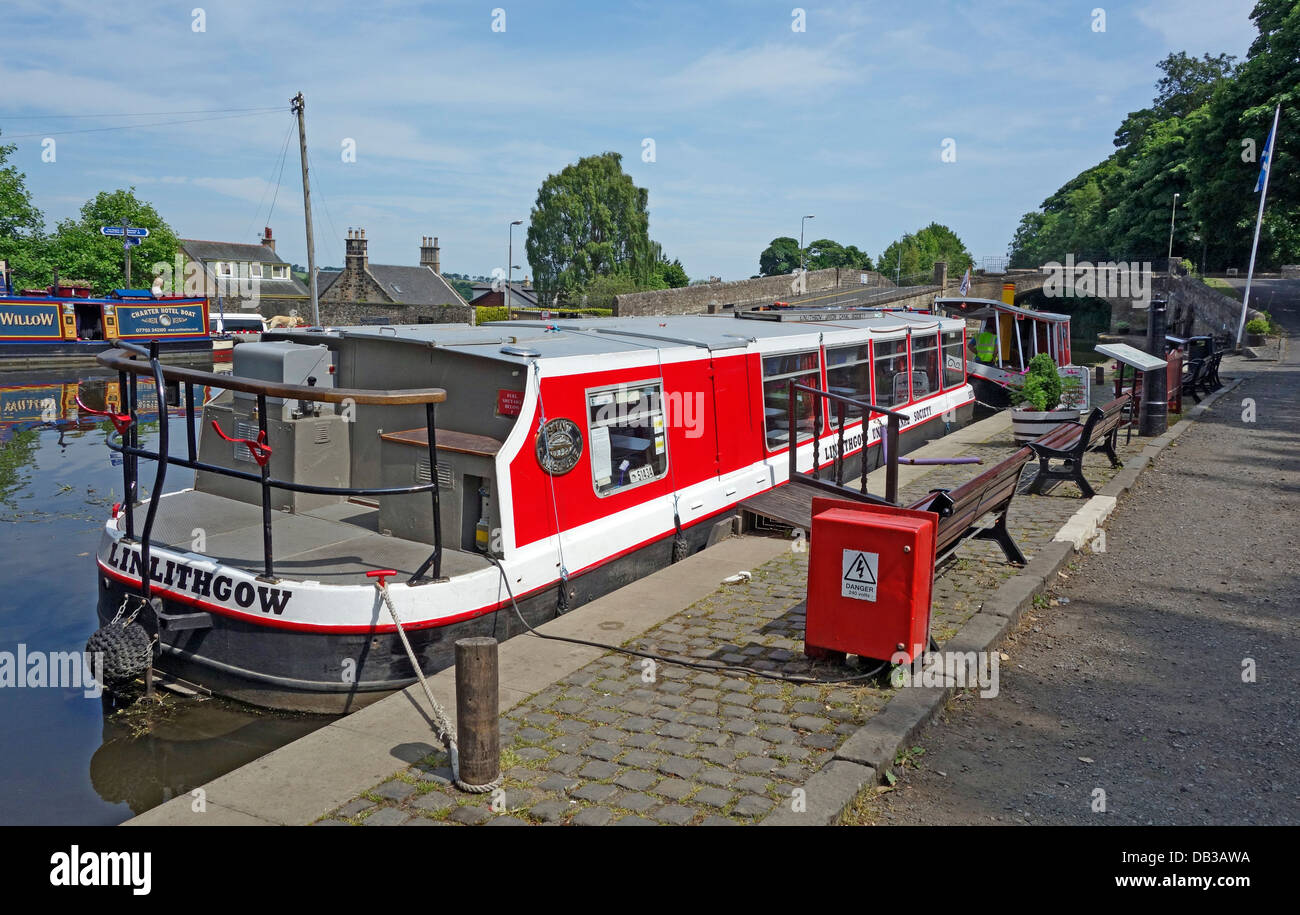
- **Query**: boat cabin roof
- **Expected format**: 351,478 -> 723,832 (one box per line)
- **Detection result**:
270,312 -> 964,366
932,296 -> 1070,323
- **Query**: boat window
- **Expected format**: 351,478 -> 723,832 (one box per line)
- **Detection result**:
761,351 -> 820,449
586,380 -> 669,497
825,344 -> 870,427
942,330 -> 965,389
873,339 -> 908,406
910,332 -> 940,400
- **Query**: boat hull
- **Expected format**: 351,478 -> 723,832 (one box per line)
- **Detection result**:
96,513 -> 727,714
0,339 -> 212,369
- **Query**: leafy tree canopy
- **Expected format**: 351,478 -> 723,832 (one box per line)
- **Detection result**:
525,152 -> 661,304
758,236 -> 801,276
758,235 -> 873,275
879,223 -> 973,282
0,135 -> 48,288
1012,6 -> 1298,271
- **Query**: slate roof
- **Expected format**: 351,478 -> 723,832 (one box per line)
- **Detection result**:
319,263 -> 466,306
181,238 -> 286,265
179,238 -> 308,297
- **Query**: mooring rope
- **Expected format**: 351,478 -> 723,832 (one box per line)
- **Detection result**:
374,578 -> 500,793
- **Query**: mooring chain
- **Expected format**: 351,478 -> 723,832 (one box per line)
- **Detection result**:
369,573 -> 500,793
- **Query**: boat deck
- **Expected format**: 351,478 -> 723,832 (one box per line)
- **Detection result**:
124,490 -> 490,584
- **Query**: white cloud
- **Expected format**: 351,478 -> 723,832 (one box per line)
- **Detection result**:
1135,0 -> 1257,57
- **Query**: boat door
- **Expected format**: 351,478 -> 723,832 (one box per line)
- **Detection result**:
706,350 -> 761,476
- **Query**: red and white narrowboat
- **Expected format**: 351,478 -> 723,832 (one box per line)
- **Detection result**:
92,310 -> 973,712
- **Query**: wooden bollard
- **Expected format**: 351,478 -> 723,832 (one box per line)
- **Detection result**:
454,637 -> 500,788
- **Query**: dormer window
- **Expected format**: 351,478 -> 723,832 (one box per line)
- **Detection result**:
250,263 -> 263,279
272,265 -> 288,279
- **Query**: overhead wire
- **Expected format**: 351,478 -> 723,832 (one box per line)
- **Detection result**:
243,118 -> 296,241
0,108 -> 284,140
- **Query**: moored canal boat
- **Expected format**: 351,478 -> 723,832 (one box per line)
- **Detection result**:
0,264 -> 212,368
931,296 -> 1073,408
91,311 -> 974,712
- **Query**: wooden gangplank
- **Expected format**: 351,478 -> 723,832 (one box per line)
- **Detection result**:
740,480 -> 874,532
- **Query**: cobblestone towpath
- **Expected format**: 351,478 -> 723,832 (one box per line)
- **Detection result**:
319,400 -> 1152,826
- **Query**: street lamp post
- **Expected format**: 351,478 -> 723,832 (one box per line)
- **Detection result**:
800,215 -> 815,275
1167,192 -> 1180,270
508,220 -> 522,313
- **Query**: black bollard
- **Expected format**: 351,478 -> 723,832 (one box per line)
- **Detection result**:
454,637 -> 499,788
1139,298 -> 1168,436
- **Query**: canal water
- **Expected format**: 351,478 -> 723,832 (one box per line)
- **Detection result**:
0,366 -> 329,825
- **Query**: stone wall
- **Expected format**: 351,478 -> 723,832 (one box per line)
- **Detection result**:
1164,274 -> 1262,340
613,267 -> 892,316
317,300 -> 475,327
1107,275 -> 1262,340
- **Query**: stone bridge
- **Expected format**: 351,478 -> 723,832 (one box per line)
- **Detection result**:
609,258 -> 1248,339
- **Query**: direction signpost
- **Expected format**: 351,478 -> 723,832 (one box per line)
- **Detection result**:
100,221 -> 149,288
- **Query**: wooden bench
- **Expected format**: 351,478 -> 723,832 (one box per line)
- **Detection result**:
908,445 -> 1034,566
1026,394 -> 1130,498
1181,356 -> 1219,403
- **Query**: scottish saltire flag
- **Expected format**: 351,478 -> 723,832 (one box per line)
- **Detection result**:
1255,120 -> 1276,192
958,267 -> 971,296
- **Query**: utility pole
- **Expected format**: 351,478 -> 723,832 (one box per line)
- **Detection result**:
292,92 -> 320,326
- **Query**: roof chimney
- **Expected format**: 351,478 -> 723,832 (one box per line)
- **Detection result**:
261,226 -> 275,253
345,226 -> 368,272
420,235 -> 441,273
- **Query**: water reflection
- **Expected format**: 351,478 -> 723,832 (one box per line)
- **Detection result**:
0,363 -> 328,825
89,693 -> 322,818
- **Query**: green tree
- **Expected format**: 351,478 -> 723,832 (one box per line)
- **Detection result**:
1010,18 -> 1293,272
758,236 -> 801,276
525,152 -> 654,304
47,188 -> 179,294
0,134 -> 49,289
655,257 -> 689,288
577,272 -> 647,310
1185,0 -> 1299,269
448,277 -> 475,302
879,223 -> 972,282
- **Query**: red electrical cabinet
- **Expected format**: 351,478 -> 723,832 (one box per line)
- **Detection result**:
805,497 -> 938,665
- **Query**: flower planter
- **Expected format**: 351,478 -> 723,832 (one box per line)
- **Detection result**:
1246,332 -> 1266,347
1010,406 -> 1081,443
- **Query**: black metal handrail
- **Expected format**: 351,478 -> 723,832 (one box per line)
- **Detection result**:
787,381 -> 906,505
97,341 -> 446,589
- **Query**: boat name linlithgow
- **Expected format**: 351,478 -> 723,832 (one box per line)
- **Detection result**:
104,541 -> 294,614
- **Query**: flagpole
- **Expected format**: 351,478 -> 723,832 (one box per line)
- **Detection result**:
1236,103 -> 1281,350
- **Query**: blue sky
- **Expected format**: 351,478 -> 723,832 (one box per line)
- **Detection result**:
0,0 -> 1260,281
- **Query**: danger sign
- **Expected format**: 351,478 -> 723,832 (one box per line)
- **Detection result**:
841,550 -> 878,602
